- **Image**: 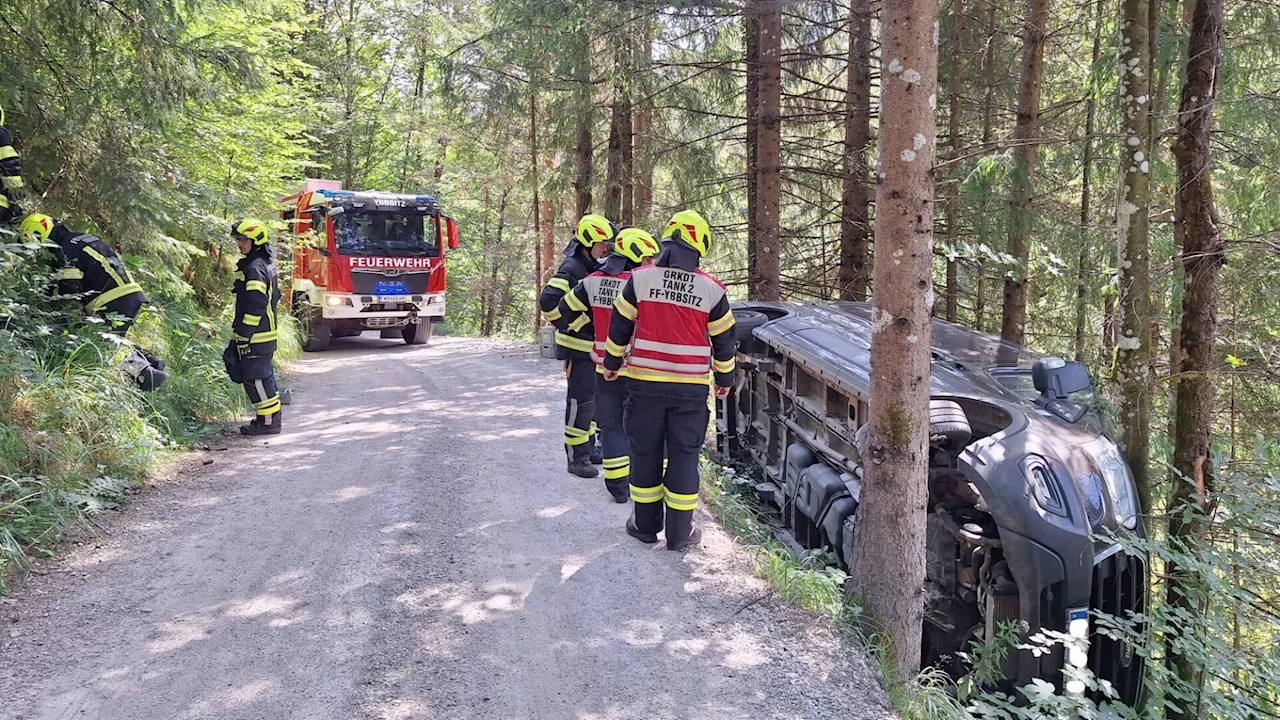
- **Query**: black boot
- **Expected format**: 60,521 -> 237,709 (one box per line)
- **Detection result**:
567,458 -> 599,478
605,478 -> 629,504
667,525 -> 702,552
241,410 -> 283,436
590,441 -> 603,466
626,514 -> 659,544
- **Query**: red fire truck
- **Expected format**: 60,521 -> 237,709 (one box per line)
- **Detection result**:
281,179 -> 459,351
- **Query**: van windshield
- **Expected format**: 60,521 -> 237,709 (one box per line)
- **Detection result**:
334,211 -> 440,257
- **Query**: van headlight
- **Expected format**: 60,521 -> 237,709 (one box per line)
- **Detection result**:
1085,438 -> 1139,529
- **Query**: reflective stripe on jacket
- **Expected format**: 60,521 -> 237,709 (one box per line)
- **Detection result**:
232,250 -> 281,350
603,265 -> 737,386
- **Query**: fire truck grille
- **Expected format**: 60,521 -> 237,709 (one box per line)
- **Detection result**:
350,270 -> 431,295
1087,551 -> 1145,705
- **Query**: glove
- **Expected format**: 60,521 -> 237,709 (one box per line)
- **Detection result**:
235,341 -> 252,359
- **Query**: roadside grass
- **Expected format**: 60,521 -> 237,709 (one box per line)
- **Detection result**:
0,308 -> 300,592
701,460 -> 967,719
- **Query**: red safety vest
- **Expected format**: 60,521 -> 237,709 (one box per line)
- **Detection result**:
581,270 -> 632,367
626,265 -> 728,384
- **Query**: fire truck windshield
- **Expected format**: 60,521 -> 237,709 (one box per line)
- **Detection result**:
334,211 -> 440,258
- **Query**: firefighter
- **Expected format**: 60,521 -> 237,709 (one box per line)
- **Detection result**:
552,227 -> 660,503
1,107 -> 26,226
226,219 -> 283,435
19,213 -> 168,390
603,210 -> 736,551
539,213 -> 616,478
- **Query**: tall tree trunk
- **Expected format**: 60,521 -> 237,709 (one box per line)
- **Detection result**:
974,0 -> 998,332
532,91 -> 542,335
574,120 -> 594,217
1074,0 -> 1105,361
542,197 -> 556,284
848,0 -> 938,680
573,31 -> 595,217
633,21 -> 655,225
750,0 -> 783,301
839,0 -> 873,302
745,9 -> 760,298
1116,0 -> 1154,511
944,0 -> 965,321
1000,0 -> 1049,344
620,98 -> 634,225
1167,0 -> 1225,711
605,91 -> 625,221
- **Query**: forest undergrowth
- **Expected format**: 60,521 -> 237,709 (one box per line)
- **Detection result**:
703,454 -> 1280,719
0,232 -> 300,592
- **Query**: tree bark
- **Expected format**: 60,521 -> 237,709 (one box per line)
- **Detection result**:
532,90 -> 543,336
745,9 -> 761,298
839,0 -> 873,302
633,20 -> 655,226
750,0 -> 783,301
944,0 -> 965,321
974,0 -> 998,332
1116,0 -> 1154,511
1000,0 -> 1049,344
573,30 -> 595,217
1167,0 -> 1225,711
605,91 -> 625,221
848,0 -> 938,681
1074,0 -> 1105,362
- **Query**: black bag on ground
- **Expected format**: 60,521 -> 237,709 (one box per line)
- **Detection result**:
223,342 -> 243,384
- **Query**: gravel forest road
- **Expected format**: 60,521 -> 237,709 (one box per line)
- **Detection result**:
0,337 -> 891,720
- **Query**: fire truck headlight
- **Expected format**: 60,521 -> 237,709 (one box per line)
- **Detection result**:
325,296 -> 351,308
427,296 -> 443,305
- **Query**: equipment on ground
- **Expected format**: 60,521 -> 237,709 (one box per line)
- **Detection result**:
280,179 -> 459,352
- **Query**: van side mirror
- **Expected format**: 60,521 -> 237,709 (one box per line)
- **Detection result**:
1032,357 -> 1091,423
445,216 -> 459,250
1032,357 -> 1091,400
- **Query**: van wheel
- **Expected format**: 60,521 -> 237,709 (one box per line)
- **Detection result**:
294,299 -> 331,352
733,310 -> 770,354
929,399 -> 972,452
403,320 -> 433,346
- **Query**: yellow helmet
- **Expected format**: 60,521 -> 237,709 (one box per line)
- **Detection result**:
19,213 -> 55,243
614,228 -> 660,264
661,209 -> 712,258
575,214 -> 617,248
231,218 -> 270,246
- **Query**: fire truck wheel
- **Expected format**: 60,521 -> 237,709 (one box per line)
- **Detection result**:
403,320 -> 433,346
294,300 -> 331,352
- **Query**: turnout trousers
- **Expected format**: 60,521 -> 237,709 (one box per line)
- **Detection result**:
595,373 -> 630,497
625,379 -> 709,546
563,357 -> 597,463
241,352 -> 282,428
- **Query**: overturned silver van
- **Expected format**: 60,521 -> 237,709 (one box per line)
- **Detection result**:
715,301 -> 1146,703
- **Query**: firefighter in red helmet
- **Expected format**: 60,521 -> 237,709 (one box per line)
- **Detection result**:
552,227 -> 660,502
603,210 -> 736,551
539,214 -> 616,478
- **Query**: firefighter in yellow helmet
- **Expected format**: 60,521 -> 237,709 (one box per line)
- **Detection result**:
0,105 -> 25,225
21,213 -> 168,390
603,210 -> 735,550
552,227 -> 660,502
225,219 -> 283,435
539,213 -> 617,478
